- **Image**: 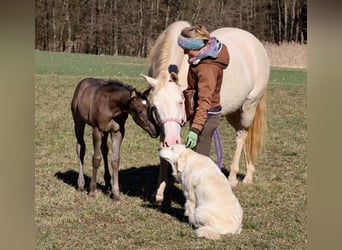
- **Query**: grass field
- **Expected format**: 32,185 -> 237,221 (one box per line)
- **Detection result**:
35,51 -> 307,249
35,50 -> 307,84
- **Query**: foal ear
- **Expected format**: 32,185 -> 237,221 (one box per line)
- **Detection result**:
170,72 -> 179,84
143,87 -> 152,97
130,88 -> 137,99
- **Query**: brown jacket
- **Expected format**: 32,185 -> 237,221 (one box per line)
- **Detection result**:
184,44 -> 229,133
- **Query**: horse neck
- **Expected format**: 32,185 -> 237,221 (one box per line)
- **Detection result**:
107,88 -> 131,115
149,24 -> 189,80
178,56 -> 190,90
151,53 -> 185,80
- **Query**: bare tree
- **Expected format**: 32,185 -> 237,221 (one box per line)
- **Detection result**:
35,0 -> 307,56
289,0 -> 296,41
63,0 -> 73,52
52,0 -> 57,51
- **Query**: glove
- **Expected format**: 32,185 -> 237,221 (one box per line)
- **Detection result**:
185,131 -> 198,149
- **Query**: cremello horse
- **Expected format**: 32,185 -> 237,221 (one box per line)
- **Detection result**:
142,21 -> 269,204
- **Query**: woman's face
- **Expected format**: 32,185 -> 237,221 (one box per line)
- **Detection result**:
183,49 -> 201,57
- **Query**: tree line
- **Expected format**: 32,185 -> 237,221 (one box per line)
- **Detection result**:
35,0 -> 307,57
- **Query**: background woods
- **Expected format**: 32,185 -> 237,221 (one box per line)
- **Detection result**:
35,0 -> 307,57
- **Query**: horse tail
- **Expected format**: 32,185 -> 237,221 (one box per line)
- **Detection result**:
245,91 -> 267,165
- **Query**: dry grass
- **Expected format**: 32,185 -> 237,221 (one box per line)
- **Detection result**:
264,42 -> 307,69
35,73 -> 306,249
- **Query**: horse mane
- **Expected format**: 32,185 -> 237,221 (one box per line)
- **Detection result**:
105,79 -> 128,88
105,79 -> 147,100
147,21 -> 191,84
103,79 -> 133,92
148,31 -> 169,80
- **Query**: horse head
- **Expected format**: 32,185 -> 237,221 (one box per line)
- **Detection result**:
142,72 -> 186,147
128,89 -> 160,138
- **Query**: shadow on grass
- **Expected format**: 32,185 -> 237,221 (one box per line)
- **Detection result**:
55,165 -> 245,223
220,167 -> 246,182
54,164 -> 187,222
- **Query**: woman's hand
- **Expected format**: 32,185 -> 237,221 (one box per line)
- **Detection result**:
185,131 -> 198,149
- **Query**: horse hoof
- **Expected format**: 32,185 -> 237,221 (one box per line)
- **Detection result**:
154,195 -> 164,206
150,193 -> 162,205
110,193 -> 120,201
105,184 -> 112,193
228,178 -> 239,187
88,191 -> 96,197
78,186 -> 85,192
242,178 -> 253,185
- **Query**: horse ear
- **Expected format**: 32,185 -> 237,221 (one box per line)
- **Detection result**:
130,88 -> 137,98
170,72 -> 179,84
141,74 -> 157,88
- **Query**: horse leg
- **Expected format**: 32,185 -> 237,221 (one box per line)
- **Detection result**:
225,112 -> 248,187
101,133 -> 111,192
229,130 -> 247,187
110,129 -> 123,201
242,145 -> 255,184
240,95 -> 267,185
74,119 -> 86,191
155,156 -> 169,204
89,127 -> 102,197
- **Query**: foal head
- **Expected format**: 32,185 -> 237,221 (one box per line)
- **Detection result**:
128,89 -> 160,138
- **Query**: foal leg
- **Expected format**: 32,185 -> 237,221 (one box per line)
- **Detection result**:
89,127 -> 102,197
101,133 -> 111,192
110,130 -> 123,201
74,120 -> 86,191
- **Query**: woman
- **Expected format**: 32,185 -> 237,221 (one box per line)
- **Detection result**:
177,25 -> 229,157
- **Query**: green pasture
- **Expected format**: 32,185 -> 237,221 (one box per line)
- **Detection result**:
35,50 -> 307,249
35,50 -> 147,79
35,50 -> 307,84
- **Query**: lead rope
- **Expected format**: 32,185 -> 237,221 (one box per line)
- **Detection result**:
213,128 -> 223,169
